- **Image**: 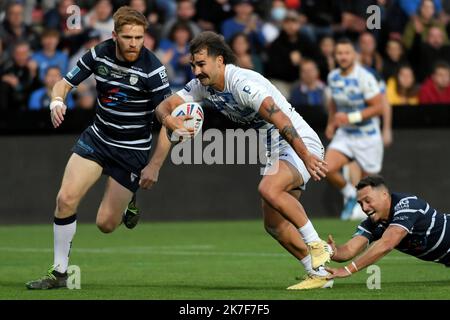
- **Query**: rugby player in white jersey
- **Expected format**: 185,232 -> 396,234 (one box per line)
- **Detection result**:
156,31 -> 334,290
325,38 -> 384,221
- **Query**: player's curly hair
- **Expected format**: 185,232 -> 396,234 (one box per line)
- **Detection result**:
113,6 -> 148,33
189,31 -> 237,65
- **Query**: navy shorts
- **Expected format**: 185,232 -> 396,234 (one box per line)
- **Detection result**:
72,127 -> 150,193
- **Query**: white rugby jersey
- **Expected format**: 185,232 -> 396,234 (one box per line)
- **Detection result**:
327,63 -> 381,135
176,64 -> 317,150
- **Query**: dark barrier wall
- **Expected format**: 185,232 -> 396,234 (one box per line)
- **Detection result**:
0,129 -> 449,224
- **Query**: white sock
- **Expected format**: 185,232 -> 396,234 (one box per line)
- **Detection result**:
53,215 -> 77,273
341,182 -> 357,199
298,220 -> 320,244
300,255 -> 313,273
311,266 -> 329,277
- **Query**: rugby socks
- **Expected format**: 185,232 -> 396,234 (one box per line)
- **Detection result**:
300,255 -> 313,273
53,215 -> 77,274
300,255 -> 329,276
341,182 -> 357,199
298,220 -> 320,244
312,266 -> 329,277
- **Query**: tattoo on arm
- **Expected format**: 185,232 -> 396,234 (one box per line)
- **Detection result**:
265,103 -> 280,118
280,125 -> 300,144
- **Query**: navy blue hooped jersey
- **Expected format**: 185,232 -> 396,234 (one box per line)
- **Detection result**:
355,193 -> 450,264
64,39 -> 172,150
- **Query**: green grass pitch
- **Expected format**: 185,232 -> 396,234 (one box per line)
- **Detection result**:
0,219 -> 448,300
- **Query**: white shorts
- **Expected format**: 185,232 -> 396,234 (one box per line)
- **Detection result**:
264,128 -> 324,191
328,127 -> 383,174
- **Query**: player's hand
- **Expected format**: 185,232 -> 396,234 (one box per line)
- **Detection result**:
304,152 -> 328,181
164,115 -> 195,139
334,112 -> 350,127
139,163 -> 159,189
327,234 -> 337,260
50,101 -> 67,128
325,267 -> 352,279
325,123 -> 336,140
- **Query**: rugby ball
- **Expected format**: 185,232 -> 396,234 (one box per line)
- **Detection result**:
166,102 -> 204,143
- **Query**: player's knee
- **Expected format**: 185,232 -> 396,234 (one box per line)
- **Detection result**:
258,182 -> 281,208
56,191 -> 78,215
96,218 -> 118,233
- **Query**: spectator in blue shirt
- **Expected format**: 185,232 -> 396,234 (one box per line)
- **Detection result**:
398,0 -> 442,17
221,0 -> 266,53
290,59 -> 329,108
28,66 -> 74,110
158,21 -> 194,92
31,29 -> 68,82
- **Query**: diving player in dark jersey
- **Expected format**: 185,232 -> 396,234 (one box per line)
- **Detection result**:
26,6 -> 173,290
326,175 -> 450,281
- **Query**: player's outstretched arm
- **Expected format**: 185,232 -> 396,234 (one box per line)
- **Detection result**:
328,234 -> 368,262
50,79 -> 73,128
326,225 -> 407,279
155,94 -> 194,136
139,126 -> 171,190
258,97 -> 328,181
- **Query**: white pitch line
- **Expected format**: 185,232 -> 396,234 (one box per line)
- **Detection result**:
0,246 -> 414,260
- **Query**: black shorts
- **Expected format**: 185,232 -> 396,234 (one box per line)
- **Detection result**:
71,127 -> 151,193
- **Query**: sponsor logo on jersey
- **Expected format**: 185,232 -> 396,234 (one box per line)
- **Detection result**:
395,199 -> 410,212
243,85 -> 251,94
130,74 -> 139,85
159,69 -> 168,84
130,173 -> 138,182
97,65 -> 110,77
393,215 -> 409,221
67,66 -> 80,79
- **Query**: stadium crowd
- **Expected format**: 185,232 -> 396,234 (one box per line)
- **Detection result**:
1,0 -> 450,113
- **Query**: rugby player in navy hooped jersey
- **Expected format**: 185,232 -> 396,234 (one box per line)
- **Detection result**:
326,175 -> 450,280
26,6 -> 175,290
156,31 -> 335,290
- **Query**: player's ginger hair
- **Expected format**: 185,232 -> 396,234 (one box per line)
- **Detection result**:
113,6 -> 149,33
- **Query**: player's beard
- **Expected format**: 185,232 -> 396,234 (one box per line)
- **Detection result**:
339,60 -> 354,73
117,42 -> 141,62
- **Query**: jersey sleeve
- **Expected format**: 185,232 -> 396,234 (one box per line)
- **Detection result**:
362,71 -> 381,100
353,219 -> 374,243
390,198 -> 424,233
64,48 -> 95,87
233,78 -> 271,112
148,65 -> 172,106
176,79 -> 206,102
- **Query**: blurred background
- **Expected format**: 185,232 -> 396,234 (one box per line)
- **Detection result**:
0,0 -> 449,224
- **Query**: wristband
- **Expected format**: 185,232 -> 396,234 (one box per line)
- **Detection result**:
351,261 -> 359,272
348,111 -> 363,124
344,266 -> 352,275
50,99 -> 64,111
